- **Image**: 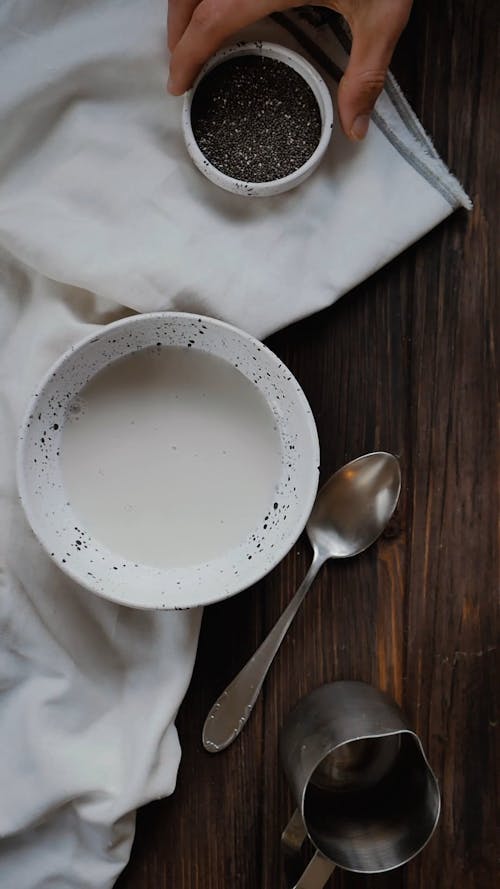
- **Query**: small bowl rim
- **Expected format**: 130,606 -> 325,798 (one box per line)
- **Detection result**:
182,41 -> 334,197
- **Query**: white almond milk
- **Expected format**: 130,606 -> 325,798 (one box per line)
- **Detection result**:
61,346 -> 282,568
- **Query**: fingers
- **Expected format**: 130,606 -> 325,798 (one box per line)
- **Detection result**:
167,0 -> 199,52
167,0 -> 411,144
337,2 -> 412,140
168,0 -> 284,95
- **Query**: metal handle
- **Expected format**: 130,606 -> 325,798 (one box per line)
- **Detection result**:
202,550 -> 325,752
282,810 -> 336,889
292,851 -> 335,889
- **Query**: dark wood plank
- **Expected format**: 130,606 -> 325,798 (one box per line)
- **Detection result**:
259,262 -> 412,889
400,2 -> 498,886
116,1 -> 498,887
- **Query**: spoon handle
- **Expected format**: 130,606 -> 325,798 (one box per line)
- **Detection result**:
202,550 -> 325,752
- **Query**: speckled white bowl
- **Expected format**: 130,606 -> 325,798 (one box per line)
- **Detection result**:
17,313 -> 319,610
182,41 -> 334,197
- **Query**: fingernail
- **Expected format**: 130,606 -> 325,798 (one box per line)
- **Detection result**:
167,75 -> 175,93
350,114 -> 370,141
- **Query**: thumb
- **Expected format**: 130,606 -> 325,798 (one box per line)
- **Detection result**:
337,6 -> 409,140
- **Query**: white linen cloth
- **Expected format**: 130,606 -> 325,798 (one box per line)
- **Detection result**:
0,2 -> 470,887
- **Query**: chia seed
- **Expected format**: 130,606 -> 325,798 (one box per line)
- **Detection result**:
190,55 -> 322,183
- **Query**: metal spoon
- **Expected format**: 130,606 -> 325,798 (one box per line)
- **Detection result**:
202,452 -> 401,753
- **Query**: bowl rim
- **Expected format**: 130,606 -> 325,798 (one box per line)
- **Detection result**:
182,41 -> 334,196
17,312 -> 320,610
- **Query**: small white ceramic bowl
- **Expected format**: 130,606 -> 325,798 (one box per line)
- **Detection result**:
17,313 -> 319,610
182,41 -> 334,197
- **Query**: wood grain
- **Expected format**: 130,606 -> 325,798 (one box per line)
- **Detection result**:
116,1 -> 498,886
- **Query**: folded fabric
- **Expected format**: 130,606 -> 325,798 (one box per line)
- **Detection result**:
0,2 -> 470,888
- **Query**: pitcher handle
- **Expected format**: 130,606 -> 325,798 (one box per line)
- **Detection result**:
281,810 -> 336,889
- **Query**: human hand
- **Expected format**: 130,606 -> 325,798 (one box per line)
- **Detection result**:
167,0 -> 412,140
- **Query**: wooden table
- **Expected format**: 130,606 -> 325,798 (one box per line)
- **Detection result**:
117,2 -> 498,886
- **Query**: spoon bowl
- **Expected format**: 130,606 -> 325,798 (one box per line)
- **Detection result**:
308,452 -> 401,559
203,453 -> 401,752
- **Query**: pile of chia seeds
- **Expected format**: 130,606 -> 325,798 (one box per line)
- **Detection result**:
190,55 -> 322,183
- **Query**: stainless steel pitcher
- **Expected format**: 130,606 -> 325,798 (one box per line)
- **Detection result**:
280,681 -> 440,888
